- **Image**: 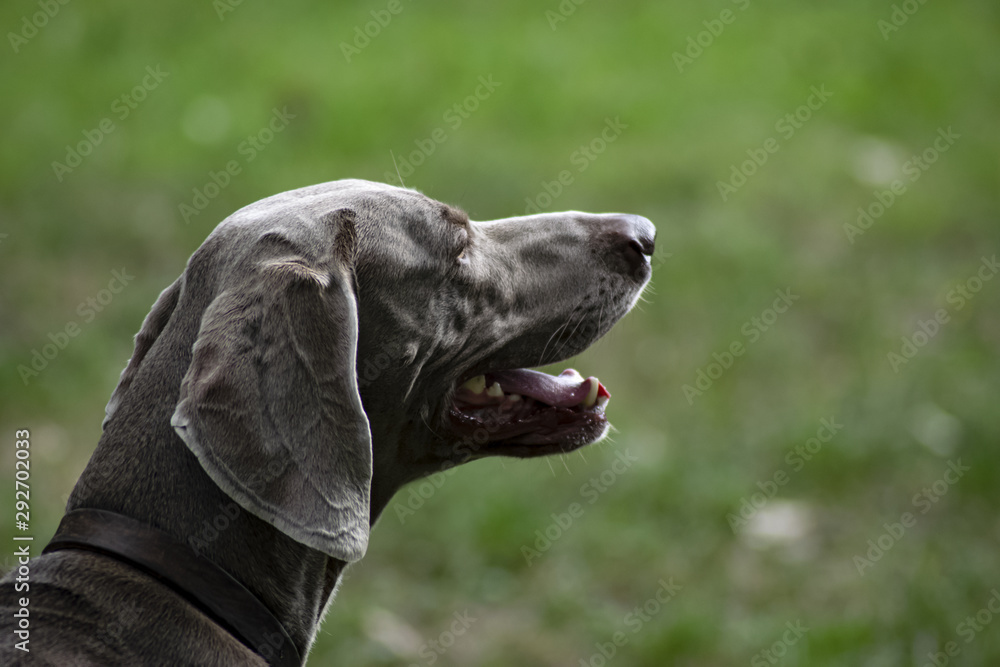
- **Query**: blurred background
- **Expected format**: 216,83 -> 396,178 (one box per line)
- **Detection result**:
1,1 -> 998,664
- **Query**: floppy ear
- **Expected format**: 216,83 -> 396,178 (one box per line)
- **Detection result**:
170,211 -> 372,562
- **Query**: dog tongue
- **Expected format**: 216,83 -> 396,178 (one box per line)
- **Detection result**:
486,368 -> 609,408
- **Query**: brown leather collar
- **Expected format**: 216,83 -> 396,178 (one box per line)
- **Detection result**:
43,508 -> 302,667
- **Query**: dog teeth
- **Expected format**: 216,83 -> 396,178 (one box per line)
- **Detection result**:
596,395 -> 609,409
582,378 -> 600,408
507,393 -> 522,402
486,382 -> 504,398
461,375 -> 486,394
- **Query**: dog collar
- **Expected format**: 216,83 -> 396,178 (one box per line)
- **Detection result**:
43,508 -> 302,667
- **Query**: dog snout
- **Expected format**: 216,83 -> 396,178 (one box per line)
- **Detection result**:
599,214 -> 656,279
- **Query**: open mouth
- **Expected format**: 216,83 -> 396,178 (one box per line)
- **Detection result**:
448,368 -> 611,453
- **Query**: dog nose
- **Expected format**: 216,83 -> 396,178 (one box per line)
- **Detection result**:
607,214 -> 656,278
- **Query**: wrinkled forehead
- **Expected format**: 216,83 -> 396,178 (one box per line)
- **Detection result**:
217,179 -> 466,279
347,185 -> 467,274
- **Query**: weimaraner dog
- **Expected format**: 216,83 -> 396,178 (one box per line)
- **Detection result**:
0,179 -> 654,665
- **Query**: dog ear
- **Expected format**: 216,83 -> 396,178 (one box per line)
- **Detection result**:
171,209 -> 372,562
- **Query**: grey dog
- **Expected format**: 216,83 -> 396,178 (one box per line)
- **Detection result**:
0,179 -> 654,665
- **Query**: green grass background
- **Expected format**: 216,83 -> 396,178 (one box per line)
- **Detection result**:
2,0 -> 999,664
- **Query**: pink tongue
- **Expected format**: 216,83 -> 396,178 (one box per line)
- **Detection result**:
486,369 -> 600,408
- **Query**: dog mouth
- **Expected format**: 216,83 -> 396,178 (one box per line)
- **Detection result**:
447,368 -> 611,454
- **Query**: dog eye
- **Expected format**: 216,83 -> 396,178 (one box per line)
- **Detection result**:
455,229 -> 470,262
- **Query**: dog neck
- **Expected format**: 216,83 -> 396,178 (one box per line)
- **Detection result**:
69,399 -> 425,663
68,412 -> 353,662
44,508 -> 304,666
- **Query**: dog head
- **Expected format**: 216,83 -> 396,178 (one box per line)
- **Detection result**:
105,180 -> 654,562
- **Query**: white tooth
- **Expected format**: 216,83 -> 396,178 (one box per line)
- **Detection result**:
486,382 -> 504,398
582,378 -> 600,408
461,375 -> 486,394
596,396 -> 609,409
507,393 -> 522,402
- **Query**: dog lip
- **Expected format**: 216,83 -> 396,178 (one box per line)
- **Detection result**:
454,368 -> 610,409
446,398 -> 609,448
447,366 -> 610,452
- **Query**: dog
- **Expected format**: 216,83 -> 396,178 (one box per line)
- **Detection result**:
0,179 -> 655,665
